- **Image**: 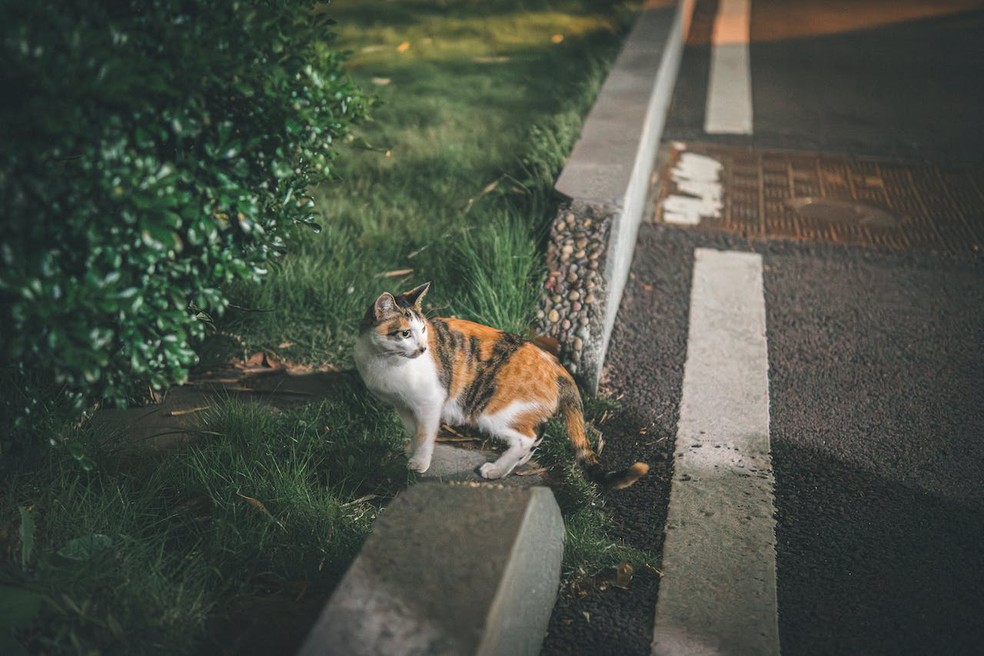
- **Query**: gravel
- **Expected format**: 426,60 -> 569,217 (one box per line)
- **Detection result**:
536,201 -> 618,378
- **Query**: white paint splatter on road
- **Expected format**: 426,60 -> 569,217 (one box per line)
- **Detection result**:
662,152 -> 723,226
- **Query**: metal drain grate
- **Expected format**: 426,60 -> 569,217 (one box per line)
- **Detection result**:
654,143 -> 984,256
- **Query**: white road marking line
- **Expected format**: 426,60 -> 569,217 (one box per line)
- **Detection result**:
652,248 -> 779,656
662,151 -> 724,225
705,0 -> 753,134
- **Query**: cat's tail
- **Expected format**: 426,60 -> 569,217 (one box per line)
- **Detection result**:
558,375 -> 649,490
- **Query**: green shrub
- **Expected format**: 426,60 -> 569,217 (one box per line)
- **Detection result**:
0,0 -> 367,444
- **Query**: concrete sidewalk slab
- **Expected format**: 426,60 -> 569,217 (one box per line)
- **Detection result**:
298,484 -> 564,656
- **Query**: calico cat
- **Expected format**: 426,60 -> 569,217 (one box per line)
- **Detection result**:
353,282 -> 648,489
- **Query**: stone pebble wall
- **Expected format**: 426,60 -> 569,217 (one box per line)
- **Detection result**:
535,200 -> 616,378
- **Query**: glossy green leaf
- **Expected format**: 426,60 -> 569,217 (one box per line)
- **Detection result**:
0,0 -> 367,446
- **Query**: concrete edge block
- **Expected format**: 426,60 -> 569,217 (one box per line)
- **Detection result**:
479,487 -> 565,656
298,484 -> 564,656
543,0 -> 696,392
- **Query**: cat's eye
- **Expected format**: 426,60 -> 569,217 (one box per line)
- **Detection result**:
400,329 -> 411,338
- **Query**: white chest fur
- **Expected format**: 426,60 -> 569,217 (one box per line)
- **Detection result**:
354,337 -> 445,411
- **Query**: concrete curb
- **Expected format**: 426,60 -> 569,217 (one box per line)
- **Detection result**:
540,0 -> 696,392
298,484 -> 564,656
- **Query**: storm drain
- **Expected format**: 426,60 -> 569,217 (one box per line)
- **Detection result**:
654,142 -> 984,256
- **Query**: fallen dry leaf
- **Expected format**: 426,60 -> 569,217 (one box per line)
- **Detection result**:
614,561 -> 634,589
472,55 -> 511,63
644,563 -> 664,577
397,41 -> 411,53
441,424 -> 467,438
463,178 -> 502,213
437,436 -> 482,444
237,492 -> 285,530
436,436 -> 481,443
340,494 -> 379,508
163,406 -> 210,418
377,268 -> 414,278
245,351 -> 280,369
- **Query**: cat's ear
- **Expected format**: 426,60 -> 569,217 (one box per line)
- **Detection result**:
373,292 -> 399,321
404,281 -> 431,309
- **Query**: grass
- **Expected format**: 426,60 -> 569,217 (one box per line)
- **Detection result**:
221,0 -> 638,361
3,388 -> 406,654
0,1 -> 652,653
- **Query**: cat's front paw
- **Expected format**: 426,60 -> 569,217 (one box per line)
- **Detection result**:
478,462 -> 505,480
407,454 -> 432,473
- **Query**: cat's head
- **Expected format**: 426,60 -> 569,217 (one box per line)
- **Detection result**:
360,282 -> 431,358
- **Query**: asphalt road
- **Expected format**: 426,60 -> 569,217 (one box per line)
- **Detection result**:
545,0 -> 984,654
671,0 -> 984,164
672,1 -> 984,653
765,241 -> 984,655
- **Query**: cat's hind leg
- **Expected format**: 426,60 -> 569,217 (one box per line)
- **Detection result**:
516,429 -> 545,468
477,427 -> 537,480
477,403 -> 547,479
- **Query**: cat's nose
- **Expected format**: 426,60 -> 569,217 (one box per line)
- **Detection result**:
418,346 -> 428,355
